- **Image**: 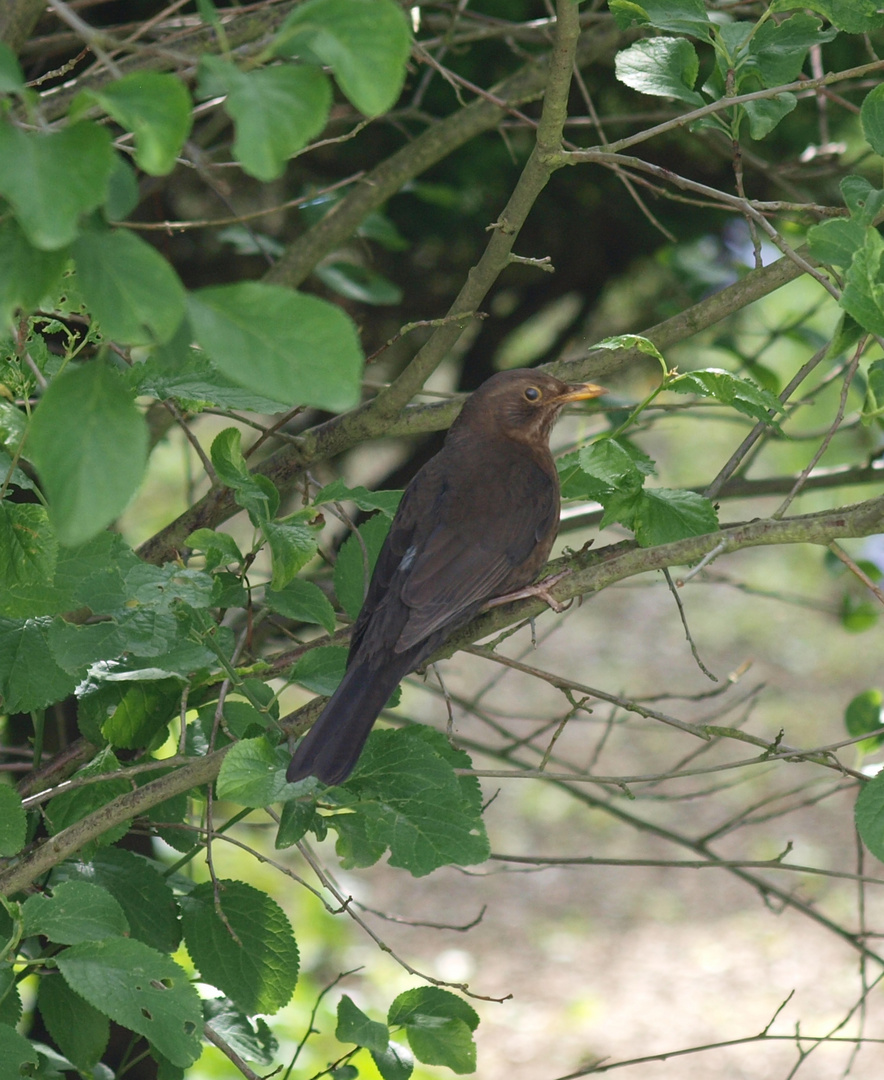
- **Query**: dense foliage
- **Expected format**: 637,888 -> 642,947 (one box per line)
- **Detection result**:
1,1 -> 884,1076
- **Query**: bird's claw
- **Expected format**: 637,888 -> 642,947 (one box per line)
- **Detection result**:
484,569 -> 571,613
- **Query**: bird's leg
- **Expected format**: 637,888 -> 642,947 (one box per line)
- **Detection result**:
483,570 -> 571,614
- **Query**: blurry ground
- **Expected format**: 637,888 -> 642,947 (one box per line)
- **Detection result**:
292,534 -> 884,1080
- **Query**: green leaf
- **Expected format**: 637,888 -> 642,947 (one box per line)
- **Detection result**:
22,881 -> 129,945
372,1039 -> 414,1080
841,228 -> 884,337
132,337 -> 289,412
314,479 -> 403,517
845,689 -> 884,756
578,438 -> 650,490
856,771 -> 884,863
746,15 -> 837,88
290,644 -> 348,696
78,72 -> 192,176
0,785 -> 26,857
266,578 -> 337,633
668,368 -> 785,426
614,37 -> 704,106
53,848 -> 181,953
0,1024 -> 39,1075
0,502 -> 58,617
862,84 -> 884,157
741,93 -> 797,140
862,358 -> 884,424
770,0 -> 884,34
73,228 -> 186,345
44,751 -> 131,847
275,0 -> 411,116
106,153 -> 140,222
87,73 -> 189,176
187,282 -> 363,410
198,56 -> 331,181
27,362 -> 148,546
633,488 -> 719,547
180,880 -> 299,1015
807,217 -> 865,270
0,121 -> 114,249
275,797 -> 321,849
0,218 -> 69,329
217,736 -> 299,806
314,261 -> 403,305
263,514 -> 319,590
0,43 -> 25,93
334,513 -> 392,619
608,0 -> 712,40
337,995 -> 390,1054
0,617 -> 80,713
187,528 -> 243,571
840,175 -> 884,226
389,987 -> 479,1074
101,678 -> 183,749
37,974 -> 109,1070
330,728 -> 490,876
203,999 -> 277,1067
57,938 -> 202,1067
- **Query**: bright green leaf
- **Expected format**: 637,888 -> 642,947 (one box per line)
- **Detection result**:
840,175 -> 884,226
53,847 -> 181,953
0,502 -> 58,617
0,43 -> 25,93
337,995 -> 390,1054
0,616 -> 80,713
770,0 -> 884,34
0,121 -> 114,249
0,218 -> 69,329
266,578 -> 337,633
842,228 -> 884,337
807,217 -> 865,269
79,72 -> 193,176
633,488 -> 719,547
216,736 -> 298,806
198,56 -> 331,181
275,0 -> 411,116
668,368 -> 785,426
862,84 -> 884,157
187,282 -> 363,410
22,881 -> 129,944
57,938 -> 202,1067
856,771 -> 884,863
27,363 -> 148,546
746,15 -> 836,88
331,727 -> 490,876
73,228 -> 186,345
0,1024 -> 38,1075
845,689 -> 884,756
0,785 -> 26,857
614,37 -> 704,106
263,514 -> 319,590
180,879 -> 299,1015
609,0 -> 712,39
741,93 -> 797,140
389,987 -> 478,1074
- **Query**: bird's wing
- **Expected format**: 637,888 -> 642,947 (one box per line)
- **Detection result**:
394,458 -> 558,651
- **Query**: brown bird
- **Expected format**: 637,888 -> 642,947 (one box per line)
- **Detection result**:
286,368 -> 606,786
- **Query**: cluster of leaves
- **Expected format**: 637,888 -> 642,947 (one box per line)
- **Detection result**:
611,0 -> 880,138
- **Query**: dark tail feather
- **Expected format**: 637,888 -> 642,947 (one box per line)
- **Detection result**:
286,662 -> 400,786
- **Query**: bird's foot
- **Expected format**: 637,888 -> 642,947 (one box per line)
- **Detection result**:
484,570 -> 571,614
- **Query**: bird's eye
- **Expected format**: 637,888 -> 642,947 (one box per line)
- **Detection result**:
524,386 -> 541,402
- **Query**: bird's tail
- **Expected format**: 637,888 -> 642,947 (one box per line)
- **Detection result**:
286,662 -> 401,786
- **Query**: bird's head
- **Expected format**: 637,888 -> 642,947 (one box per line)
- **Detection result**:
453,369 -> 606,447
